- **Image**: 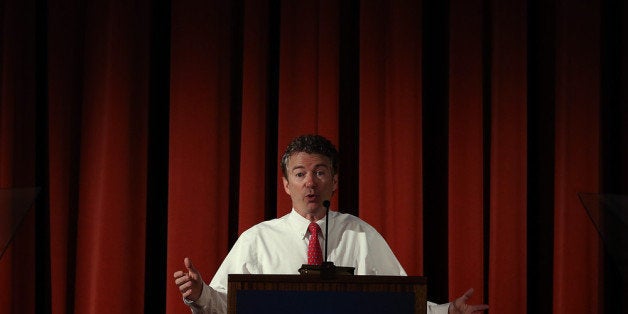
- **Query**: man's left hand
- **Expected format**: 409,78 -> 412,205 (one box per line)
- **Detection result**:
448,288 -> 489,314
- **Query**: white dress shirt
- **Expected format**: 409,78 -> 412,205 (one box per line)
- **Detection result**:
187,209 -> 449,314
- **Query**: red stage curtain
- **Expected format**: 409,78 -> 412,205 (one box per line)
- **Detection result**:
47,0 -> 85,312
70,0 -> 150,313
487,0 -> 528,312
238,0 -> 272,233
277,0 -> 340,217
553,0 -> 601,312
0,0 -> 624,313
449,0 -> 485,304
359,0 -> 424,278
166,1 -> 234,313
1,0 -> 37,312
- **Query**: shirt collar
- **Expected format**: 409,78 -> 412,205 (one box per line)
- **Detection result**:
287,208 -> 329,240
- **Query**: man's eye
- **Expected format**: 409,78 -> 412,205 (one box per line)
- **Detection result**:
316,171 -> 326,176
295,172 -> 305,178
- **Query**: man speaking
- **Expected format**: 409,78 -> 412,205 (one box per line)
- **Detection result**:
174,134 -> 488,314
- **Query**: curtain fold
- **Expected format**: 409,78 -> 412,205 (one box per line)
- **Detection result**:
166,1 -> 234,313
71,0 -> 150,312
487,0 -> 528,312
47,0 -> 84,312
359,0 -> 424,279
0,0 -> 625,313
448,0 -> 485,303
277,0 -> 340,218
1,0 -> 37,312
553,0 -> 601,312
238,0 -> 271,233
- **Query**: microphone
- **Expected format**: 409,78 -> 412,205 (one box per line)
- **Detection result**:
323,200 -> 330,262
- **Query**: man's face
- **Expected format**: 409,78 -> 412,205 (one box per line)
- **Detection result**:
282,152 -> 338,220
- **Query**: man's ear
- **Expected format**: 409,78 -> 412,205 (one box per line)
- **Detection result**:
282,176 -> 291,195
332,173 -> 338,191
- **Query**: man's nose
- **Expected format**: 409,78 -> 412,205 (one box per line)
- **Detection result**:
304,173 -> 316,187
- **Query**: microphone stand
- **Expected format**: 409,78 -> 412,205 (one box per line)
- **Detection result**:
324,199 -> 329,263
299,200 -> 355,278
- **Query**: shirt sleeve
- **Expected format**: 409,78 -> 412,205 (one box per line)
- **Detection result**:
184,230 -> 256,314
427,301 -> 451,314
361,222 -> 406,276
183,282 -> 227,314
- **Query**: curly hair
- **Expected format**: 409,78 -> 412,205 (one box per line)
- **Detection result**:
280,134 -> 339,179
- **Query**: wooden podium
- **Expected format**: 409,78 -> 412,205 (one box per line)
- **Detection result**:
228,274 -> 427,314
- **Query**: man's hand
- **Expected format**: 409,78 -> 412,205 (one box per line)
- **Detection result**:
448,288 -> 489,314
173,257 -> 204,302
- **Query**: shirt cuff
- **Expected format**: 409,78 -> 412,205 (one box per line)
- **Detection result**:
183,282 -> 211,309
427,301 -> 451,314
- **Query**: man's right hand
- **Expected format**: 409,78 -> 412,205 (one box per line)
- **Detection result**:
174,257 -> 204,302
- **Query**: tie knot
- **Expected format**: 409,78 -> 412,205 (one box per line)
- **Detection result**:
308,222 -> 320,235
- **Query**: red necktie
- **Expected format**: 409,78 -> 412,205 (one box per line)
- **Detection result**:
307,222 -> 323,265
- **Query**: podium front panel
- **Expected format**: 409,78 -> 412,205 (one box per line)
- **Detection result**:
228,274 -> 426,314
